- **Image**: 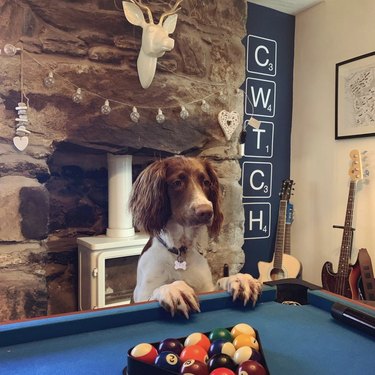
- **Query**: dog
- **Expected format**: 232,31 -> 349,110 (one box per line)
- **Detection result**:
129,156 -> 262,317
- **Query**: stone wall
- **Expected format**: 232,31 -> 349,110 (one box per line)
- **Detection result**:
0,0 -> 247,321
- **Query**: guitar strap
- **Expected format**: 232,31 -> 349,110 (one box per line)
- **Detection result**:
358,248 -> 375,301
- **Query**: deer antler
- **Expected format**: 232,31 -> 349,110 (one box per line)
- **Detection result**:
131,0 -> 154,24
158,0 -> 183,25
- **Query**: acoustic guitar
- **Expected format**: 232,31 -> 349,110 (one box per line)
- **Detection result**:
321,149 -> 364,299
258,179 -> 302,282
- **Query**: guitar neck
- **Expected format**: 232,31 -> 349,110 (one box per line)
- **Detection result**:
338,180 -> 357,276
284,223 -> 291,255
274,200 -> 287,269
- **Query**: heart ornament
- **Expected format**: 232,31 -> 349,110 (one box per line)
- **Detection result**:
218,110 -> 240,141
13,136 -> 29,151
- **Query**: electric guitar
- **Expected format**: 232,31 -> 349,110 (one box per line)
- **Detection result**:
258,179 -> 302,282
321,149 -> 364,299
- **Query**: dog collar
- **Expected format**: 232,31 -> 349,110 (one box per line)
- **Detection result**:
156,235 -> 187,271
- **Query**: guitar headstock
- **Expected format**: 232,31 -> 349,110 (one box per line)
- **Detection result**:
279,179 -> 294,201
349,149 -> 363,182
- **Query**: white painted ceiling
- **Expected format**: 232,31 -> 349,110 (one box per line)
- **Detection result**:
248,0 -> 324,15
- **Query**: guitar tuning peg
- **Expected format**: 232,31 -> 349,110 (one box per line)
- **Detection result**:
361,150 -> 368,154
364,169 -> 370,177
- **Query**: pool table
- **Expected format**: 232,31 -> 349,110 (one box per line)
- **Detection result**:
0,280 -> 374,375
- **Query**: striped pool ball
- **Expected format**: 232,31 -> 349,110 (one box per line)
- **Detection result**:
208,339 -> 236,358
130,343 -> 158,364
233,346 -> 262,365
184,332 -> 211,352
231,323 -> 256,338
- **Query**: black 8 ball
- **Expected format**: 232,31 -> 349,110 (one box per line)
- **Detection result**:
208,353 -> 236,372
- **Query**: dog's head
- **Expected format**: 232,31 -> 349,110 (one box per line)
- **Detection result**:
129,156 -> 223,237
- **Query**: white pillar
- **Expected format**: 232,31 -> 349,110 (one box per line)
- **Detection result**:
106,154 -> 135,238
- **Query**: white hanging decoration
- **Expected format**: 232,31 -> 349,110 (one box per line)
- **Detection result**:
201,99 -> 210,113
3,43 -> 21,56
156,108 -> 165,124
101,99 -> 111,115
179,105 -> 189,120
130,106 -> 140,123
218,110 -> 240,141
13,102 -> 31,151
44,71 -> 55,88
72,88 -> 83,103
218,90 -> 227,104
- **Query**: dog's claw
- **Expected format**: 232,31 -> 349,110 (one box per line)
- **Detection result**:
152,280 -> 200,319
217,273 -> 262,306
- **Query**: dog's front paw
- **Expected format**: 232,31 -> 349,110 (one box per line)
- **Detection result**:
151,280 -> 200,319
217,273 -> 262,306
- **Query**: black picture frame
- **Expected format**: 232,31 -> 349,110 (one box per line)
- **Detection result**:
335,51 -> 375,139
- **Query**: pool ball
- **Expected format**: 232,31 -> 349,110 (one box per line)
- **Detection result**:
130,342 -> 158,364
209,328 -> 233,343
180,344 -> 208,363
158,338 -> 184,355
233,334 -> 259,351
210,368 -> 236,375
208,353 -> 236,373
233,346 -> 262,365
231,323 -> 256,338
180,359 -> 209,375
237,360 -> 267,375
208,339 -> 236,358
154,351 -> 181,372
184,332 -> 211,352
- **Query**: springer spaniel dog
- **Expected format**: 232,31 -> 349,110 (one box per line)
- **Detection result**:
129,156 -> 261,318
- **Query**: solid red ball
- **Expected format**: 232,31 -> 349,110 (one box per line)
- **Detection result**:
237,360 -> 267,375
210,368 -> 236,375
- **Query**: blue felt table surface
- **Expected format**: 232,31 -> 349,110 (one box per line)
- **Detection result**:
0,288 -> 374,375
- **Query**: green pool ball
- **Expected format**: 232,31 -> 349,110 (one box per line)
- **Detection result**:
208,328 -> 233,343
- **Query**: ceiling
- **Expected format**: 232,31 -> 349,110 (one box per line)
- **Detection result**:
248,0 -> 324,15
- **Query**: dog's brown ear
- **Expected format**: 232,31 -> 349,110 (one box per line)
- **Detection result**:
203,160 -> 223,238
129,160 -> 170,235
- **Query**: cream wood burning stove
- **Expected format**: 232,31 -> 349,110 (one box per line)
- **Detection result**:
78,154 -> 148,310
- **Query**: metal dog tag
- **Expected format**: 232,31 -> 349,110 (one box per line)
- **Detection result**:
174,259 -> 187,270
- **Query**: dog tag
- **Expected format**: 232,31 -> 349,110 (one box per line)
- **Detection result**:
174,259 -> 187,270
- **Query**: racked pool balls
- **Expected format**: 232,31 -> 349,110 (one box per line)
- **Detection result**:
208,353 -> 236,373
184,332 -> 211,352
237,360 -> 267,375
130,342 -> 158,364
208,339 -> 236,358
231,323 -> 256,338
180,344 -> 208,363
180,359 -> 209,375
209,328 -> 233,343
233,346 -> 262,365
154,351 -> 181,372
233,334 -> 259,351
158,338 -> 184,355
210,368 -> 236,375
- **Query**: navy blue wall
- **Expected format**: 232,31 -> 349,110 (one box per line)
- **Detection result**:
241,3 -> 295,277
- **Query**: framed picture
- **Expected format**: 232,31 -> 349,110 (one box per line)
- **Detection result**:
335,51 -> 375,139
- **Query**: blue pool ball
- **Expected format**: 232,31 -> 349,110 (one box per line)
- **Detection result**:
154,351 -> 181,372
208,339 -> 236,358
158,338 -> 184,355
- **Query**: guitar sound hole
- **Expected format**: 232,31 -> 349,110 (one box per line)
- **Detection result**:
270,268 -> 285,281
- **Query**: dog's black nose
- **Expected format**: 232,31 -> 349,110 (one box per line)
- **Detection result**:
195,204 -> 213,222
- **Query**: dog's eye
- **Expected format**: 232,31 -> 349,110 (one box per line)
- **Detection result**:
172,180 -> 182,187
203,179 -> 211,187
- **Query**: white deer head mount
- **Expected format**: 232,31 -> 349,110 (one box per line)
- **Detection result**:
122,0 -> 183,89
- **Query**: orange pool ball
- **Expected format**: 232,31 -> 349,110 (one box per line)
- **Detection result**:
180,344 -> 208,364
230,323 -> 256,338
233,334 -> 259,351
